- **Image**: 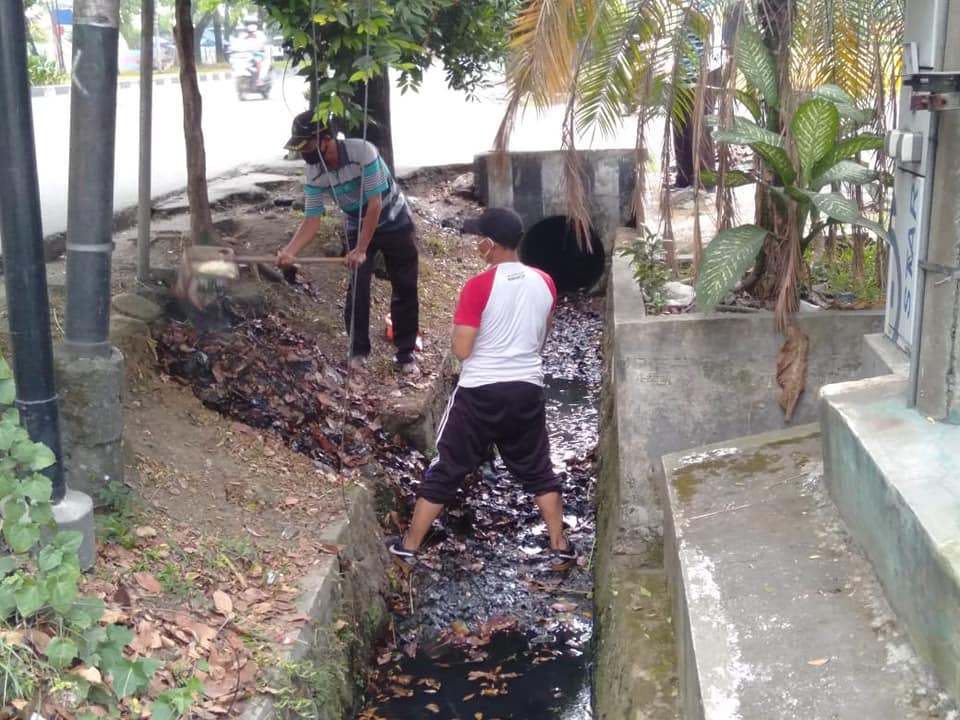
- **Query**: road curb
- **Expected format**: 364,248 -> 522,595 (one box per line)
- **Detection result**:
30,71 -> 232,98
239,482 -> 390,720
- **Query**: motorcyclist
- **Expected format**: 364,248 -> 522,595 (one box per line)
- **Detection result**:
232,22 -> 271,86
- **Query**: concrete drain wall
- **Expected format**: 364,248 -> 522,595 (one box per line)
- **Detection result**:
595,244 -> 885,718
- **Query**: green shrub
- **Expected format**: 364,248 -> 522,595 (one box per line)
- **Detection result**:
28,54 -> 67,86
0,357 -> 201,718
617,225 -> 671,312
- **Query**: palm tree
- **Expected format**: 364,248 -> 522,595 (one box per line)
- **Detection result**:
496,0 -> 902,311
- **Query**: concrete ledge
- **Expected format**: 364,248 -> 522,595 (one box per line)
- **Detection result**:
595,250 -> 883,717
240,482 -> 389,720
662,424 -> 952,719
862,333 -> 910,377
608,274 -> 883,557
821,374 -> 960,702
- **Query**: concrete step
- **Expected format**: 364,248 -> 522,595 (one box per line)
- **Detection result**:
821,374 -> 960,703
660,424 -> 956,720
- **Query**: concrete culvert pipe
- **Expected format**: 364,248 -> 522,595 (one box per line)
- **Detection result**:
519,216 -> 605,293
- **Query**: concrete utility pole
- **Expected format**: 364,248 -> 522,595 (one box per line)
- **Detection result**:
58,0 -> 127,519
0,0 -> 95,569
65,0 -> 120,355
137,0 -> 154,283
915,3 -> 960,423
883,0 -> 960,423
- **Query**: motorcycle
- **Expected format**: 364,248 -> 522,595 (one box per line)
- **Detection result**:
231,51 -> 272,100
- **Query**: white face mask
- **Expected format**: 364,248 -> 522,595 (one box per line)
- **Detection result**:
476,237 -> 494,264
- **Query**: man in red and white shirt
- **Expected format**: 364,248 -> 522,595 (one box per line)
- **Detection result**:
389,207 -> 576,569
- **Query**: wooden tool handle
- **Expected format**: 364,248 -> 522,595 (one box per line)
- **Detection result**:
234,255 -> 348,265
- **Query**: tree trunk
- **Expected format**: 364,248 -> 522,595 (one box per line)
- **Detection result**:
213,10 -> 225,63
174,0 -> 217,246
354,72 -> 395,174
745,0 -> 795,303
192,10 -> 213,64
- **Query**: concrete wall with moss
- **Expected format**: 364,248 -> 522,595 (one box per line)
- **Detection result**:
594,246 -> 886,718
241,484 -> 390,720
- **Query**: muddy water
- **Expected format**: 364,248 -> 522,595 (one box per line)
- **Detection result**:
359,295 -> 603,720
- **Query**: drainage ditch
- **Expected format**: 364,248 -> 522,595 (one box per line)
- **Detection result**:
151,282 -> 604,720
359,294 -> 603,720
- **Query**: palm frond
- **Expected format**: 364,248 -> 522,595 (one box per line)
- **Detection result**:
494,0 -> 592,152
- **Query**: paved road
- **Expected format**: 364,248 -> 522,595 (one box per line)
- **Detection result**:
30,65 -> 636,237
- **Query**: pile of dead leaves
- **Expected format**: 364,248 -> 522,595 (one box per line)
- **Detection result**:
153,311 -> 380,470
76,527 -> 334,718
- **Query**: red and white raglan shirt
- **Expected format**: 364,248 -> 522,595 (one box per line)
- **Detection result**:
453,262 -> 557,388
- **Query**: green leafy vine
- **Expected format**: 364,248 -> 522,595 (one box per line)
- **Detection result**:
0,357 -> 202,719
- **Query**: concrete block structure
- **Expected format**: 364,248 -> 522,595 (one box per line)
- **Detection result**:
473,149 -> 637,291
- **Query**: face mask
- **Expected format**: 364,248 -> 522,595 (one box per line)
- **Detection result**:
301,149 -> 321,165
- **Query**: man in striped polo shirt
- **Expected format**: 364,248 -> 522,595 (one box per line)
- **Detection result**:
277,110 -> 420,374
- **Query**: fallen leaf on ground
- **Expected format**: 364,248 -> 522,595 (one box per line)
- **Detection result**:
806,657 -> 830,666
135,526 -> 158,538
27,629 -> 51,653
134,572 -> 163,594
71,665 -> 103,684
213,590 -> 234,616
425,704 -> 440,714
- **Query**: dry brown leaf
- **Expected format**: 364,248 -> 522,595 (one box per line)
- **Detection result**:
27,628 -> 51,653
71,665 -> 103,684
425,704 -> 440,714
131,621 -> 163,653
468,670 -> 498,682
807,657 -> 830,666
550,602 -> 577,613
135,526 -> 158,538
213,590 -> 234,616
134,572 -> 163,594
0,630 -> 26,646
101,607 -> 128,624
777,322 -> 809,421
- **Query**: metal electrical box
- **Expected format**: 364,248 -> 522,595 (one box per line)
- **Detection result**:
884,0 -> 949,352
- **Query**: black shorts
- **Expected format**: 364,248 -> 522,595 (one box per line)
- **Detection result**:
418,381 -> 561,504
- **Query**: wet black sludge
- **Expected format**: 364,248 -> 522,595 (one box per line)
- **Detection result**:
360,295 -> 604,720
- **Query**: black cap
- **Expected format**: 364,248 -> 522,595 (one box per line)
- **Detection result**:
461,207 -> 524,249
284,110 -> 330,151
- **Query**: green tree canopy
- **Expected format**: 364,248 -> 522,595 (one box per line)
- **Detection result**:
262,0 -> 519,130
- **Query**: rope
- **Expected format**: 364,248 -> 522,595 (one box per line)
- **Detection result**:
306,0 -> 373,499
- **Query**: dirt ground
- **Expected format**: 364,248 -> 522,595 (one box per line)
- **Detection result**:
109,164 -> 484,548
1,162 -> 487,717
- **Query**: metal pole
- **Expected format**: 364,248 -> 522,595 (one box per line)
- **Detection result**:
64,0 -> 120,358
137,0 -> 154,283
0,0 -> 67,502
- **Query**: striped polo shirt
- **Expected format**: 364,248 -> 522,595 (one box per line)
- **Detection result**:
303,139 -> 411,235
